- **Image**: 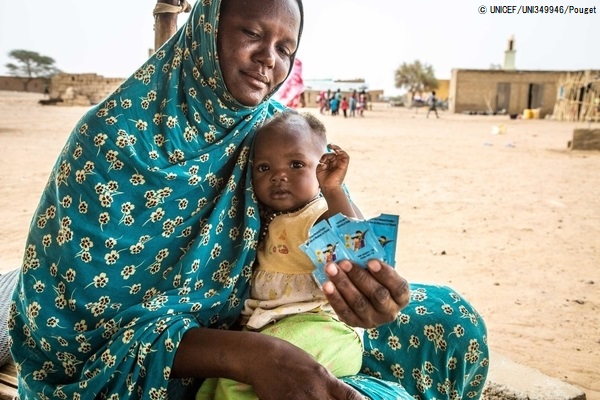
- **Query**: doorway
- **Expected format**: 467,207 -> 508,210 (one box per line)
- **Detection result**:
528,83 -> 544,109
496,82 -> 511,113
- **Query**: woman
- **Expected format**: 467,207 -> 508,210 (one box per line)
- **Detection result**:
9,0 -> 488,399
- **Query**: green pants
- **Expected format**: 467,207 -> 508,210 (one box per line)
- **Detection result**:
196,313 -> 363,400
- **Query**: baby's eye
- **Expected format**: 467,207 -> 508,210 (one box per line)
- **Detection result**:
291,161 -> 304,169
256,165 -> 269,172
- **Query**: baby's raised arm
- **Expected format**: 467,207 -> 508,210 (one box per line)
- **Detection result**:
317,144 -> 357,220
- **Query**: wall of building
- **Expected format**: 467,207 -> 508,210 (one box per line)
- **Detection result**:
435,80 -> 450,101
0,76 -> 48,93
0,73 -> 124,106
449,69 -> 564,117
49,73 -> 125,106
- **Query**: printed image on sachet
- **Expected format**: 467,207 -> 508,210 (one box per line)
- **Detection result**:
367,214 -> 400,266
328,213 -> 388,263
300,219 -> 352,286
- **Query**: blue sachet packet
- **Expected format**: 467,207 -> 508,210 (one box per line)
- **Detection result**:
301,213 -> 399,286
328,213 -> 388,264
366,214 -> 399,266
300,219 -> 352,286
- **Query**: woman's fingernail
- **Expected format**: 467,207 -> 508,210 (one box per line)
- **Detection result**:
323,281 -> 335,294
339,260 -> 352,272
325,263 -> 338,276
368,260 -> 382,272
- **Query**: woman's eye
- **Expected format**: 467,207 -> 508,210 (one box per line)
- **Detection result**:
277,46 -> 291,57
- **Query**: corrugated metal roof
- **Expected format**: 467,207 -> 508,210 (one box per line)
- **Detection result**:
304,79 -> 369,93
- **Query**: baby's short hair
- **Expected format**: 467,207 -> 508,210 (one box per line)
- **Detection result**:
261,110 -> 327,145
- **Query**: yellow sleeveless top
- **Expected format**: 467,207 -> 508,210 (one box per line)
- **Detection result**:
242,198 -> 331,329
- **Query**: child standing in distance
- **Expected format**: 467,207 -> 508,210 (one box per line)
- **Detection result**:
349,93 -> 357,117
341,96 -> 349,117
196,111 -> 362,400
427,90 -> 440,118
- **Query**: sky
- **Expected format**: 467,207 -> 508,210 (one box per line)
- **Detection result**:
0,1 -> 598,96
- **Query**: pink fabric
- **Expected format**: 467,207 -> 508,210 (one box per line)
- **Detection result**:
274,58 -> 305,108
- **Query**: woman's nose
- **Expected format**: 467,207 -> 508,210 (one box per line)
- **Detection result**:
255,44 -> 276,68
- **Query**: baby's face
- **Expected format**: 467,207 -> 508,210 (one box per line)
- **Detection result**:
252,120 -> 322,212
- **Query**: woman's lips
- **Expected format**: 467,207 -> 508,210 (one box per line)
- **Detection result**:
244,70 -> 270,84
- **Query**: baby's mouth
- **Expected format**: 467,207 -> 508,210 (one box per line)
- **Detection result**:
271,188 -> 289,198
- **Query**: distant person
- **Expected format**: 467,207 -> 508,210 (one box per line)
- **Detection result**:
325,89 -> 332,112
330,95 -> 340,116
334,88 -> 342,101
318,91 -> 327,114
427,90 -> 439,118
349,93 -> 357,117
357,91 -> 366,117
341,96 -> 349,117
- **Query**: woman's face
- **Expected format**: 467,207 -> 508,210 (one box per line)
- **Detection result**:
217,0 -> 301,106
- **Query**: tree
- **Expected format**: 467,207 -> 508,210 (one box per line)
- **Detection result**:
5,49 -> 58,91
394,60 -> 438,100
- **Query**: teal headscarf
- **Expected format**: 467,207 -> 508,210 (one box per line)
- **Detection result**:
9,0 -> 303,398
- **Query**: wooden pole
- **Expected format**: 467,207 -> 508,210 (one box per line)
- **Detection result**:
153,0 -> 191,51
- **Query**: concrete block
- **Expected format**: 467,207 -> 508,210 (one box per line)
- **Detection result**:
570,129 -> 600,151
483,352 -> 586,400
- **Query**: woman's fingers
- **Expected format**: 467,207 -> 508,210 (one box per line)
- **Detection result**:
323,262 -> 367,326
247,334 -> 364,400
328,379 -> 364,400
365,259 -> 411,310
323,259 -> 410,328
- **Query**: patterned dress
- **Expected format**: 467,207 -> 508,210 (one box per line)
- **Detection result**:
8,1 -> 489,399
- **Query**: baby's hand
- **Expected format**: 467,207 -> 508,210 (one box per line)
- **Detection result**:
316,144 -> 350,191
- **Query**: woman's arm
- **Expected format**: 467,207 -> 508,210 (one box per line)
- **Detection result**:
171,328 -> 363,400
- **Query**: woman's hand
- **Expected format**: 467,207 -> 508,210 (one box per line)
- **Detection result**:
173,329 -> 363,400
322,259 -> 410,328
248,334 -> 363,400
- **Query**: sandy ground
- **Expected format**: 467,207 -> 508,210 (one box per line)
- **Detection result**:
1,91 -> 599,398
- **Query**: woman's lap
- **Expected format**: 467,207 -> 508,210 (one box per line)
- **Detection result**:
3,270 -> 488,399
360,283 -> 489,399
196,313 -> 364,400
168,283 -> 489,400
